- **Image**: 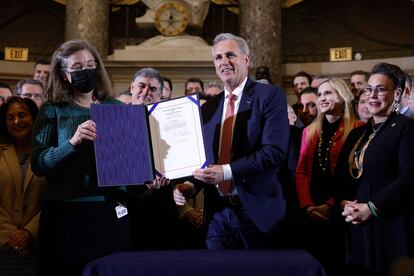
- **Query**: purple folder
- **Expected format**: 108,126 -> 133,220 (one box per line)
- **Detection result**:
91,104 -> 154,186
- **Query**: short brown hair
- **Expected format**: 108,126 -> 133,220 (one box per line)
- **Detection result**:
350,70 -> 370,82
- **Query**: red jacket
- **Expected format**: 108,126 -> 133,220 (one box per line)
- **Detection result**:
295,120 -> 362,209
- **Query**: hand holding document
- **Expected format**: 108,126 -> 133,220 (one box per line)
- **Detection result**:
148,95 -> 207,180
91,95 -> 207,186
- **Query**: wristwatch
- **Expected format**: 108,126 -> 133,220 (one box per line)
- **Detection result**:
154,1 -> 189,36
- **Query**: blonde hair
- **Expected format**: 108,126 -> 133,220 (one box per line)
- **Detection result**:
306,78 -> 357,144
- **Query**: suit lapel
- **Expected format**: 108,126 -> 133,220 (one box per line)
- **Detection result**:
213,94 -> 225,162
23,164 -> 33,195
231,80 -> 255,157
2,144 -> 21,196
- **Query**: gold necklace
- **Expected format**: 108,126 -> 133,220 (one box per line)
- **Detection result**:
348,121 -> 385,179
317,130 -> 337,173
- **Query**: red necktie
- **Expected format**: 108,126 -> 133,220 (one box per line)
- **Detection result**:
217,93 -> 236,195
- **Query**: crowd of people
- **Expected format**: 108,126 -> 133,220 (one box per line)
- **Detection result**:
0,33 -> 413,276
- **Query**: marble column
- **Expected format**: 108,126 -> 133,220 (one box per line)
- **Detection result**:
65,0 -> 109,58
239,0 -> 282,85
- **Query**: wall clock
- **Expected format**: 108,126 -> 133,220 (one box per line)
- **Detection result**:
154,1 -> 190,36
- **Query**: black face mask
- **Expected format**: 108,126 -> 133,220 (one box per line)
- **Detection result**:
70,69 -> 97,93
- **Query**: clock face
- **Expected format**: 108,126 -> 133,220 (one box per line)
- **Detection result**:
154,2 -> 189,36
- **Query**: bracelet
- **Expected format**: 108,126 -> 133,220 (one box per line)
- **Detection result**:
367,201 -> 379,218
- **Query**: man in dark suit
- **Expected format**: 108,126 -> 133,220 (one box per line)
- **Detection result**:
400,72 -> 414,119
174,33 -> 289,249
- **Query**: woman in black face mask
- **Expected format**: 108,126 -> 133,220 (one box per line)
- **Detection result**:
30,40 -> 130,276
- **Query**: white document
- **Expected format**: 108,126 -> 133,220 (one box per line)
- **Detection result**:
147,95 -> 207,179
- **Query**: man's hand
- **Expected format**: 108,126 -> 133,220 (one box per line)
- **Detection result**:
193,165 -> 224,184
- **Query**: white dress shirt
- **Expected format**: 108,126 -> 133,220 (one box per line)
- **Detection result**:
219,77 -> 247,183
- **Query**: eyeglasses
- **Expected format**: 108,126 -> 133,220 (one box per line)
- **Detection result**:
362,86 -> 393,97
64,61 -> 97,72
21,93 -> 44,100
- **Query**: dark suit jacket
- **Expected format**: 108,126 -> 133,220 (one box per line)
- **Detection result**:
335,113 -> 414,272
201,79 -> 289,233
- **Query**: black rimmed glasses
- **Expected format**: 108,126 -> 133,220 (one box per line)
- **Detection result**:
64,61 -> 97,72
362,86 -> 394,97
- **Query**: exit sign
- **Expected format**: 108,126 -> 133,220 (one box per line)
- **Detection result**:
4,47 -> 29,61
329,47 -> 352,62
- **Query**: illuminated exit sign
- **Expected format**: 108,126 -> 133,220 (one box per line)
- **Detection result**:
4,47 -> 29,61
329,47 -> 352,62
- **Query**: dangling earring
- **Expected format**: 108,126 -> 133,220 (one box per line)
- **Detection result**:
394,100 -> 400,114
394,89 -> 402,114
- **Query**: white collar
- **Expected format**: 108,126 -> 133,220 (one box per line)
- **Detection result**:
400,105 -> 409,114
224,77 -> 247,99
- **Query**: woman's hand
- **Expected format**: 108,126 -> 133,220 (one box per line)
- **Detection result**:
342,201 -> 372,224
8,229 -> 33,257
146,176 -> 170,190
69,120 -> 97,146
306,204 -> 332,222
173,182 -> 195,206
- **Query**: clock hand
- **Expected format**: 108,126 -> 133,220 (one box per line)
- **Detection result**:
160,19 -> 183,24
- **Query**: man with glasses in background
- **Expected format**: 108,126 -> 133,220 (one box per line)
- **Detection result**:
128,67 -> 178,250
130,67 -> 163,105
399,72 -> 414,119
15,79 -> 45,108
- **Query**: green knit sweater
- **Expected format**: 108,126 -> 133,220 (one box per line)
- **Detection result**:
31,98 -> 123,201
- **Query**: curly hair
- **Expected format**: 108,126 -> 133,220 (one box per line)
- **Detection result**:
371,63 -> 405,91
